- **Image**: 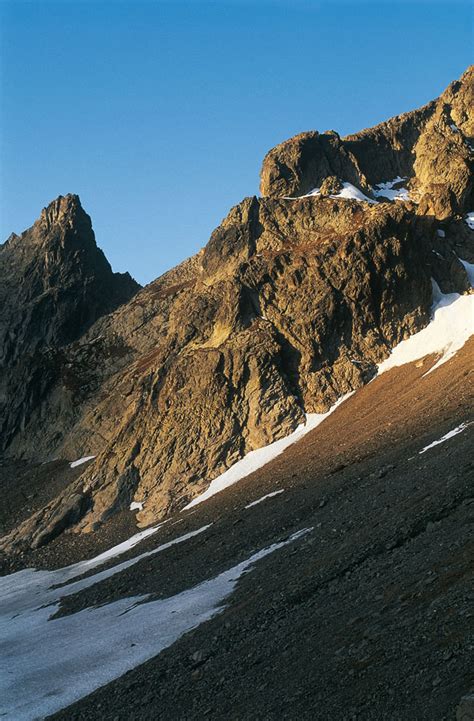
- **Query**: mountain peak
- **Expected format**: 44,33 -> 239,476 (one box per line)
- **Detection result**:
39,193 -> 84,231
260,65 -> 474,213
0,194 -> 140,369
1,66 -> 472,560
33,193 -> 96,251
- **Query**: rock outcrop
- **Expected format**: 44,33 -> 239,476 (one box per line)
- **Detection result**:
0,194 -> 139,362
0,194 -> 140,456
260,66 -> 474,219
1,68 -> 473,554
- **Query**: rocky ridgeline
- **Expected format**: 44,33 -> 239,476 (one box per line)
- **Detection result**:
1,67 -> 473,554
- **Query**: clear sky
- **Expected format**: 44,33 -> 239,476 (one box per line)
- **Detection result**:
1,0 -> 472,285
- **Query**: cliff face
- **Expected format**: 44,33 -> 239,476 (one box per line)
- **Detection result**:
0,194 -> 139,363
260,66 -> 474,219
0,194 -> 140,457
1,68 -> 473,554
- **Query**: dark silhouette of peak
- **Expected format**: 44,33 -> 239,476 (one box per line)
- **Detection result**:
0,194 -> 140,365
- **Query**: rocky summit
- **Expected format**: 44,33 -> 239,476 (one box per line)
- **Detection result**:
0,66 -> 473,721
0,67 -> 473,556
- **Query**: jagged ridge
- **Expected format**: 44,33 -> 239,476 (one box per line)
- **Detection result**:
0,68 -> 473,554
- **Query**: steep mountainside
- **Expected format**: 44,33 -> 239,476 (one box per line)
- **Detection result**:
0,195 -> 140,464
260,66 -> 474,218
0,67 -> 473,556
2,340 -> 473,721
0,194 -> 139,363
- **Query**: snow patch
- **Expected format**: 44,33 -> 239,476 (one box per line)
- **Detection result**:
436,229 -> 445,238
0,526 -> 311,721
333,182 -> 377,204
286,182 -> 376,203
377,280 -> 474,377
296,186 -> 321,199
465,212 -> 474,230
70,455 -> 95,468
372,176 -> 410,202
0,523 -> 203,619
449,122 -> 459,133
459,257 -> 474,287
419,423 -> 469,454
284,187 -> 320,199
184,394 -> 352,509
245,489 -> 285,509
130,501 -> 144,511
85,521 -> 168,566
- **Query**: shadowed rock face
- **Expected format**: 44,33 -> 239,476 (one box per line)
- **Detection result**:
1,69 -> 473,554
0,194 -> 139,363
0,194 -> 140,458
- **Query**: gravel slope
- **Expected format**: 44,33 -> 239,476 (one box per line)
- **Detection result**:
2,342 -> 473,721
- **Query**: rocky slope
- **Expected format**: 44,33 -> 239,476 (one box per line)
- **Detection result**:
51,343 -> 473,721
0,195 -> 140,460
0,67 -> 473,556
2,341 -> 473,720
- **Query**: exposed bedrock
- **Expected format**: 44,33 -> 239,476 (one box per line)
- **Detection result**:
1,67 -> 473,554
260,66 -> 474,219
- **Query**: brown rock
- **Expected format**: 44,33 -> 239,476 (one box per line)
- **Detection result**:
1,68 -> 473,554
319,176 -> 343,196
259,65 -> 474,219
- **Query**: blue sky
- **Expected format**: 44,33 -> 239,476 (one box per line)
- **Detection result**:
1,0 -> 472,285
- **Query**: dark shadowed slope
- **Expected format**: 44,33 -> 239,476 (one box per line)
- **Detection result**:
0,339 -> 470,720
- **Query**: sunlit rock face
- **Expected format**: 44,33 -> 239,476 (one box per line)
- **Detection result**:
1,67 -> 473,554
260,66 -> 474,219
